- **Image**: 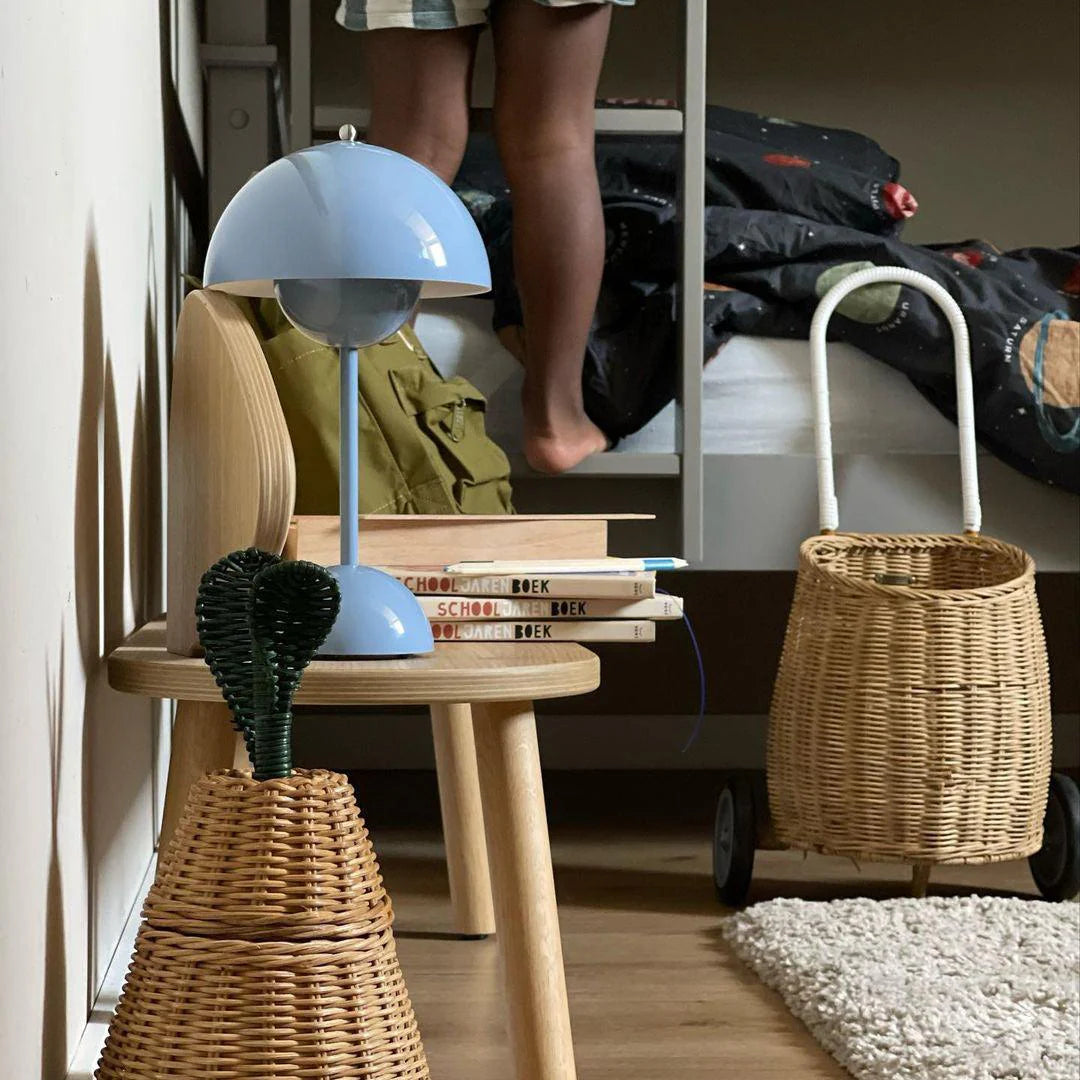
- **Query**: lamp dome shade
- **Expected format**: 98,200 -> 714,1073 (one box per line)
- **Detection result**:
203,140 -> 491,299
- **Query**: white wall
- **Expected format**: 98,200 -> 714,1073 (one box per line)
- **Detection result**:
0,3 -> 200,1076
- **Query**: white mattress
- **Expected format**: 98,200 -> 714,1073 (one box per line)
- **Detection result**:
415,299 -> 960,457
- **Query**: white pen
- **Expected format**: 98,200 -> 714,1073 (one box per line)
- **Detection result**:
444,557 -> 689,574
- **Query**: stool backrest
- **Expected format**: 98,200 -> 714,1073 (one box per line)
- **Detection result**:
166,290 -> 296,655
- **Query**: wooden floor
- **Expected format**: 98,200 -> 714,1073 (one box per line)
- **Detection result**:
376,824 -> 1039,1079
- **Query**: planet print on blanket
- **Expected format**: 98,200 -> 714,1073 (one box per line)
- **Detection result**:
762,152 -> 813,168
814,261 -> 902,324
1018,318 -> 1080,410
1017,313 -> 1080,452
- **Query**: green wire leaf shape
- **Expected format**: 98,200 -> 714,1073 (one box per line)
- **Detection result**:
248,560 -> 341,781
196,548 -> 282,760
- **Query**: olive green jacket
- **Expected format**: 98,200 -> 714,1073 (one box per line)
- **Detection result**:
242,298 -> 514,516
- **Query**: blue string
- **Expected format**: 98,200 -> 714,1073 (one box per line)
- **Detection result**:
657,587 -> 707,753
1032,310 -> 1079,453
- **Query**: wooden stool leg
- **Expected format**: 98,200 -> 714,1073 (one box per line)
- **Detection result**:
160,700 -> 239,850
472,700 -> 576,1080
431,703 -> 496,938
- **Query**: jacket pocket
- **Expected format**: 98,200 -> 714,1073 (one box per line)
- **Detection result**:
389,365 -> 513,514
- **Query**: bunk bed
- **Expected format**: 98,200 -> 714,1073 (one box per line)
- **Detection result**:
201,0 -> 1078,575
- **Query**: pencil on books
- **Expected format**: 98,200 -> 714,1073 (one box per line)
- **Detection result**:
444,557 -> 688,575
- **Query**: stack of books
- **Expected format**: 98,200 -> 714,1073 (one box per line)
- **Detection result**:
381,557 -> 685,643
282,514 -> 683,646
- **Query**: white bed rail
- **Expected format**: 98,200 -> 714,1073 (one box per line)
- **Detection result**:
678,0 -> 708,562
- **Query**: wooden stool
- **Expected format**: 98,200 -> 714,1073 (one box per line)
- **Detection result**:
109,619 -> 598,1080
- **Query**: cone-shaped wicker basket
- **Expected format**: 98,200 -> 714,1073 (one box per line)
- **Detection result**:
97,770 -> 429,1078
97,553 -> 430,1078
766,267 -> 1052,866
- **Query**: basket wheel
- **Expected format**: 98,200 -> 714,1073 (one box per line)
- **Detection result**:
1029,772 -> 1080,902
713,774 -> 757,907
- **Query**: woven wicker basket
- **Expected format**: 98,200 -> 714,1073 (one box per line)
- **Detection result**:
766,267 -> 1052,866
97,769 -> 429,1079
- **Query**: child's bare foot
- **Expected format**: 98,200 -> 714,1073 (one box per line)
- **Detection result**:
524,415 -> 609,474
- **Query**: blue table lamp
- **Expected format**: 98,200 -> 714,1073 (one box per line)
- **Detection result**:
203,126 -> 491,656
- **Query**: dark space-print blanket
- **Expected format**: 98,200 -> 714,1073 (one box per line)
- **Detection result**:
698,220 -> 1079,492
454,106 -> 1079,492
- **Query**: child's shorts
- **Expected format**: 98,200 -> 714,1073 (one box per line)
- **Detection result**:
337,0 -> 634,32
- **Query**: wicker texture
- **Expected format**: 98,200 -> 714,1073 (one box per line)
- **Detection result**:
97,769 -> 429,1079
767,533 -> 1052,864
144,769 -> 387,940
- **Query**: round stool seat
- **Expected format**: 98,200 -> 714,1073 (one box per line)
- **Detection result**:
108,619 -> 600,705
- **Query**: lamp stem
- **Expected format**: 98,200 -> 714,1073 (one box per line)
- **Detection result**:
339,345 -> 359,567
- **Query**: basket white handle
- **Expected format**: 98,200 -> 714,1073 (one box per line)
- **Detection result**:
810,266 -> 981,535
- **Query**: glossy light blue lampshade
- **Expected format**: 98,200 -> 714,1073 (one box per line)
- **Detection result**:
200,133 -> 487,657
203,137 -> 491,300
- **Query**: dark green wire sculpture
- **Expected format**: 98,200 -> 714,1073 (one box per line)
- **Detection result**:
196,549 -> 341,781
196,549 -> 281,759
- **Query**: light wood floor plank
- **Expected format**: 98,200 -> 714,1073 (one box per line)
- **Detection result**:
375,827 -> 1038,1078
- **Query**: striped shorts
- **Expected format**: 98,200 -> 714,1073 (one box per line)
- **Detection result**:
336,0 -> 634,31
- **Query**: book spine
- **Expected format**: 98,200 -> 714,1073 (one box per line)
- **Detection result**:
386,571 -> 656,599
430,621 -> 657,643
417,596 -> 682,620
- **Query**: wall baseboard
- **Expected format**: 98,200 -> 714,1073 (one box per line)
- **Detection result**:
66,856 -> 157,1080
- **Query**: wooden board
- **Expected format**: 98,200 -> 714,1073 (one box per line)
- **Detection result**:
110,620 -> 600,705
293,514 -> 654,568
166,291 -> 295,655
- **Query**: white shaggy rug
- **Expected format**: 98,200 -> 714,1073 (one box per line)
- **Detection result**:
723,897 -> 1080,1080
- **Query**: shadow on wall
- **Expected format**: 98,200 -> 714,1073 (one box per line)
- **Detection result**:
38,242 -> 164,1078
38,5 -> 199,1067
40,645 -> 68,1080
130,242 -> 164,627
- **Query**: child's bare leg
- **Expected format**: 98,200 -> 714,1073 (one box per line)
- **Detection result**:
492,1 -> 612,474
361,28 -> 479,182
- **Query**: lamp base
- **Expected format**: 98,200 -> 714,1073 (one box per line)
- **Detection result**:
318,564 -> 435,658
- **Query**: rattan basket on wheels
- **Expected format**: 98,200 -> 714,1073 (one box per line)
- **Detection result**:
96,769 -> 430,1079
766,267 -> 1052,868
